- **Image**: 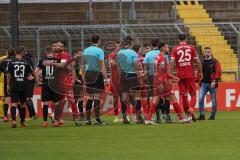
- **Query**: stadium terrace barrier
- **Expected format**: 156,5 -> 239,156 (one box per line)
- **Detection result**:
32,82 -> 240,117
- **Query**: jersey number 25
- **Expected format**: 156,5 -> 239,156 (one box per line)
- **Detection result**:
177,49 -> 191,63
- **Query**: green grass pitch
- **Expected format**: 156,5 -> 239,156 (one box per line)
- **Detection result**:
0,111 -> 240,160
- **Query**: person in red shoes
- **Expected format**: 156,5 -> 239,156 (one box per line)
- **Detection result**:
132,45 -> 148,122
170,34 -> 203,122
43,41 -> 77,126
145,42 -> 189,125
108,40 -> 121,123
7,46 -> 34,128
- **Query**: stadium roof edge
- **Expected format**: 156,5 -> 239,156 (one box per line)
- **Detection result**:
1,0 -> 239,4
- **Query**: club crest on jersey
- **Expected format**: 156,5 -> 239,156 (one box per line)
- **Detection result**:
160,61 -> 165,67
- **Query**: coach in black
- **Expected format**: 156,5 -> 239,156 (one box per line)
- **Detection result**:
7,47 -> 34,128
198,46 -> 221,120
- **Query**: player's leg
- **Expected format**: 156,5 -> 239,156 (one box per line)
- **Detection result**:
164,99 -> 172,123
119,72 -> 131,124
109,82 -> 120,122
42,102 -> 49,127
91,72 -> 106,125
73,81 -> 84,122
26,80 -> 37,119
66,83 -> 79,122
93,94 -> 103,125
85,82 -> 94,125
198,82 -> 208,120
134,90 -> 144,123
10,103 -> 17,128
141,98 -> 148,119
3,97 -> 10,122
77,100 -> 84,118
179,79 -> 189,115
0,98 -> 3,119
58,96 -> 66,125
157,98 -> 164,123
186,78 -> 197,121
120,92 -> 130,124
159,98 -> 171,123
73,98 -> 83,126
145,96 -> 159,125
67,96 -> 78,121
41,85 -> 51,127
74,99 -> 84,127
10,89 -> 19,128
209,87 -> 217,120
52,92 -> 64,127
85,96 -> 93,125
3,83 -> 10,122
169,95 -> 182,120
18,91 -> 28,128
169,94 -> 189,123
146,79 -> 162,124
43,84 -> 58,126
112,94 -> 119,123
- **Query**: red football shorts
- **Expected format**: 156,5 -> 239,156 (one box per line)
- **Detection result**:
109,68 -> 120,96
152,77 -> 173,98
178,78 -> 196,96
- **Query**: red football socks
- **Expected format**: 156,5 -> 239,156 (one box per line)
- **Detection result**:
181,96 -> 189,114
147,102 -> 156,121
172,102 -> 183,120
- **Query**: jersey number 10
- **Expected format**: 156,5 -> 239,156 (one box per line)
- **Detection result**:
46,66 -> 54,76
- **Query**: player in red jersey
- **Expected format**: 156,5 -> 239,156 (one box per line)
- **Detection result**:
43,41 -> 78,126
170,34 -> 203,121
145,42 -> 190,125
132,45 -> 148,121
108,40 -> 121,123
57,41 -> 80,125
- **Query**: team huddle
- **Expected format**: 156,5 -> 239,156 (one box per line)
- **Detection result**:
0,33 -> 203,128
